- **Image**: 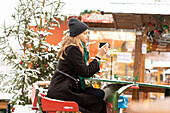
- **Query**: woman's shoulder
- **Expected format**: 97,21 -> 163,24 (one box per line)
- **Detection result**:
65,45 -> 80,53
66,44 -> 78,49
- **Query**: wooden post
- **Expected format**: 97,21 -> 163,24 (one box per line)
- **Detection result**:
132,90 -> 139,100
133,31 -> 146,82
133,31 -> 147,100
157,67 -> 165,84
157,67 -> 161,84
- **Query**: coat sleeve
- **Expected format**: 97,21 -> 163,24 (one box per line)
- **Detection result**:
67,46 -> 100,78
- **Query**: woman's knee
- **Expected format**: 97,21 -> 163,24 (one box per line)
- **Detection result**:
84,87 -> 105,99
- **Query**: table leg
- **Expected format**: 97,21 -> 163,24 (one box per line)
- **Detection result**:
165,88 -> 170,97
132,89 -> 139,100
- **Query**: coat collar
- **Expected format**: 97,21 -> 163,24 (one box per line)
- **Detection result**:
81,42 -> 89,63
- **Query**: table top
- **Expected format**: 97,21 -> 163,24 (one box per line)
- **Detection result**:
86,78 -> 170,89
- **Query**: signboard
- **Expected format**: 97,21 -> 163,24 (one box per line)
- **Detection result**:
117,52 -> 132,63
146,52 -> 170,61
81,13 -> 114,23
142,44 -> 147,54
145,52 -> 170,68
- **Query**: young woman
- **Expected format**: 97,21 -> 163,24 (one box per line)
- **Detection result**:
46,17 -> 109,113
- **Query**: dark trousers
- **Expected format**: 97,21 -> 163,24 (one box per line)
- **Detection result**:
83,87 -> 105,99
81,87 -> 106,113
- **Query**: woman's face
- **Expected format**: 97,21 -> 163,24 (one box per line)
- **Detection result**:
79,30 -> 90,43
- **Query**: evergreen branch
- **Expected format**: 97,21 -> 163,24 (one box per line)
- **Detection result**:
31,0 -> 39,27
39,0 -> 45,29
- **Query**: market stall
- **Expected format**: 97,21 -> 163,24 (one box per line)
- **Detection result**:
80,10 -> 170,100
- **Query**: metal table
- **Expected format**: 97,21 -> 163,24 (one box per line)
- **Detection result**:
85,78 -> 170,113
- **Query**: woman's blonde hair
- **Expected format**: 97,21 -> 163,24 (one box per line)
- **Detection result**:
58,34 -> 87,60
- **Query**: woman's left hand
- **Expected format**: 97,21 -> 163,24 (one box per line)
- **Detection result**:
96,43 -> 109,58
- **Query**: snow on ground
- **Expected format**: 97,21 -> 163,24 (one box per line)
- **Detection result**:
12,105 -> 36,113
0,93 -> 13,100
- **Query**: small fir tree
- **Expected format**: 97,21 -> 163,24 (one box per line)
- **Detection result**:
0,0 -> 65,105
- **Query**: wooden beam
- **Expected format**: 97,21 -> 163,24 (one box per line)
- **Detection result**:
140,86 -> 165,93
85,22 -> 115,28
112,14 -> 118,29
140,15 -> 144,26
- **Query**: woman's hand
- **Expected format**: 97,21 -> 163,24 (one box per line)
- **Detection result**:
96,43 -> 109,59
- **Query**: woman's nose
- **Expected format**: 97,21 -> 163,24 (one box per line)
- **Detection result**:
87,34 -> 90,38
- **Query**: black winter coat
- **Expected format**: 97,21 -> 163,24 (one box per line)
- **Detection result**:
46,45 -> 106,113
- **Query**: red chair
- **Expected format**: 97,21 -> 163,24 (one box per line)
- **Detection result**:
31,81 -> 80,113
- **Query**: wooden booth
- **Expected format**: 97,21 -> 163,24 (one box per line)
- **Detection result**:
81,11 -> 170,100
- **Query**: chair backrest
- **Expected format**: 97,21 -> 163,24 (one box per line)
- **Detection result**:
31,81 -> 79,112
31,81 -> 50,109
31,83 -> 39,108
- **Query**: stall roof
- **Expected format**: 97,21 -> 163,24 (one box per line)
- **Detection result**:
63,1 -> 170,16
64,1 -> 170,30
106,1 -> 170,15
85,12 -> 170,29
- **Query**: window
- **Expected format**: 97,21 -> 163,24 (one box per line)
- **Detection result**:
89,30 -> 136,80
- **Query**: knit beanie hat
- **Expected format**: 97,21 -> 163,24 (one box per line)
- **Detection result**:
69,17 -> 89,37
